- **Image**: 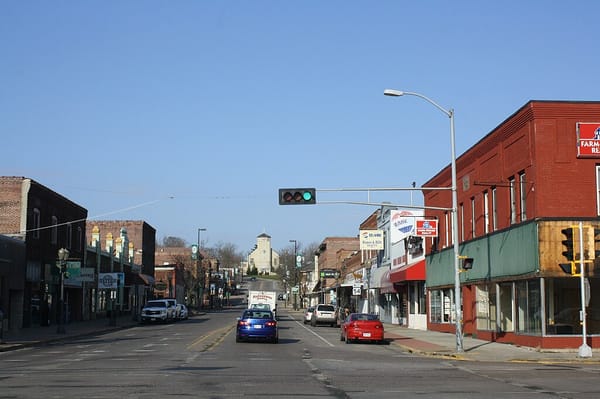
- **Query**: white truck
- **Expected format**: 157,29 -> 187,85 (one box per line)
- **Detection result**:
247,290 -> 277,319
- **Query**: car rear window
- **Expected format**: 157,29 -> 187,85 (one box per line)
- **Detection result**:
318,305 -> 335,312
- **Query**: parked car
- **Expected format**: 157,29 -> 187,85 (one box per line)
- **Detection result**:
141,299 -> 176,323
311,304 -> 337,327
236,309 -> 278,343
340,313 -> 384,344
176,304 -> 189,320
303,307 -> 315,324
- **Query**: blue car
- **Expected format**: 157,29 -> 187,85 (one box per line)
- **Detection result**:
236,309 -> 278,343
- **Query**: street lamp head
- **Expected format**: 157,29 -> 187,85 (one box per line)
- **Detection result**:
383,89 -> 405,97
58,248 -> 70,261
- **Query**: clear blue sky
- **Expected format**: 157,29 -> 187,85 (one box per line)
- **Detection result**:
2,1 -> 599,255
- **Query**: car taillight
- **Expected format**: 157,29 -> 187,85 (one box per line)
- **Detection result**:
238,320 -> 249,326
265,321 -> 276,327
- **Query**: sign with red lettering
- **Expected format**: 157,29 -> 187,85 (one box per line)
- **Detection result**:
415,219 -> 438,237
577,122 -> 600,158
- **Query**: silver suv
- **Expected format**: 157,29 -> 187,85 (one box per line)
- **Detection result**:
141,299 -> 176,323
311,304 -> 337,327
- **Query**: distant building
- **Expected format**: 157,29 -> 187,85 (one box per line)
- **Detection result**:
248,233 -> 279,275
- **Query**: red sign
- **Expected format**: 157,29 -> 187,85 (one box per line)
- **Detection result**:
577,122 -> 600,158
416,219 -> 438,237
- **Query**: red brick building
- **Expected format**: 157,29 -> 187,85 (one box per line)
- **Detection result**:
0,177 -> 87,328
423,101 -> 600,349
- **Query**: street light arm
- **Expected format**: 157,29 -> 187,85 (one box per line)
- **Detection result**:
384,89 -> 452,118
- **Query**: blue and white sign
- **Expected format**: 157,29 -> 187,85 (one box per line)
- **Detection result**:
98,273 -> 124,289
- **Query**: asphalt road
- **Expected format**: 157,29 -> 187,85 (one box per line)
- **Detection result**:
2,305 -> 600,398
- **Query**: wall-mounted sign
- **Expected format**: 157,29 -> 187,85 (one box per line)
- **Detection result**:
98,272 -> 124,289
577,122 -> 600,158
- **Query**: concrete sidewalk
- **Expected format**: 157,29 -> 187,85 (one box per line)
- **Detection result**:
383,324 -> 598,363
0,314 -> 140,352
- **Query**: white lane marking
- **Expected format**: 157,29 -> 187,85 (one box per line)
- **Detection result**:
290,316 -> 335,347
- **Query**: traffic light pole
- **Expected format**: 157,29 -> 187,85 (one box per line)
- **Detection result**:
578,222 -> 592,358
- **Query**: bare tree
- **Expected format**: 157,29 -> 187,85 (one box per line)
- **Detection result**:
205,241 -> 243,269
160,236 -> 188,247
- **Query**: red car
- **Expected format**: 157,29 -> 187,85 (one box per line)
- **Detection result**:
340,313 -> 384,344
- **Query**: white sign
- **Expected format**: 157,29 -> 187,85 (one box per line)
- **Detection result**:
360,230 -> 384,250
98,273 -> 124,289
390,210 -> 424,244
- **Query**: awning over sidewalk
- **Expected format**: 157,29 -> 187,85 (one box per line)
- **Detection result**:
370,266 -> 394,293
137,273 -> 155,286
390,259 -> 425,283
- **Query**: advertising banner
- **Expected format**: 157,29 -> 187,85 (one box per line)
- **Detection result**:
416,219 -> 439,237
390,210 -> 423,244
359,230 -> 384,250
98,273 -> 124,289
577,122 -> 600,158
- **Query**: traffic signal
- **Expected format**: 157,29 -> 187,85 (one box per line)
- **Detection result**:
561,227 -> 574,261
461,257 -> 474,270
558,261 -> 581,276
278,188 -> 316,205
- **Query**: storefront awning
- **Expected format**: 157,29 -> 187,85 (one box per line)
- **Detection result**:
137,273 -> 155,286
370,266 -> 394,293
390,259 -> 426,283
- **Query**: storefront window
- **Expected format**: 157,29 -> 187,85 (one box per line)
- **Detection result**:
429,288 -> 453,323
475,284 -> 497,330
545,277 -> 600,335
515,280 -> 541,334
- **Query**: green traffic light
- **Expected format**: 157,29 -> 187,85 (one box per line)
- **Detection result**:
302,191 -> 313,201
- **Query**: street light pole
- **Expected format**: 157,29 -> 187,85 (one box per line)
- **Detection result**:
198,228 -> 206,309
289,239 -> 298,311
57,248 -> 70,334
384,89 -> 463,353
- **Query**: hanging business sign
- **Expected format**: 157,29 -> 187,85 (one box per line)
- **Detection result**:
390,210 -> 423,244
577,122 -> 600,158
359,230 -> 384,250
416,219 -> 438,237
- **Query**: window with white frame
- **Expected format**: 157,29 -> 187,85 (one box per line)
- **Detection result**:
460,203 -> 465,242
483,191 -> 490,234
509,177 -> 516,224
471,197 -> 476,239
519,171 -> 527,221
51,216 -> 58,245
492,187 -> 497,231
444,211 -> 449,248
32,208 -> 40,239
